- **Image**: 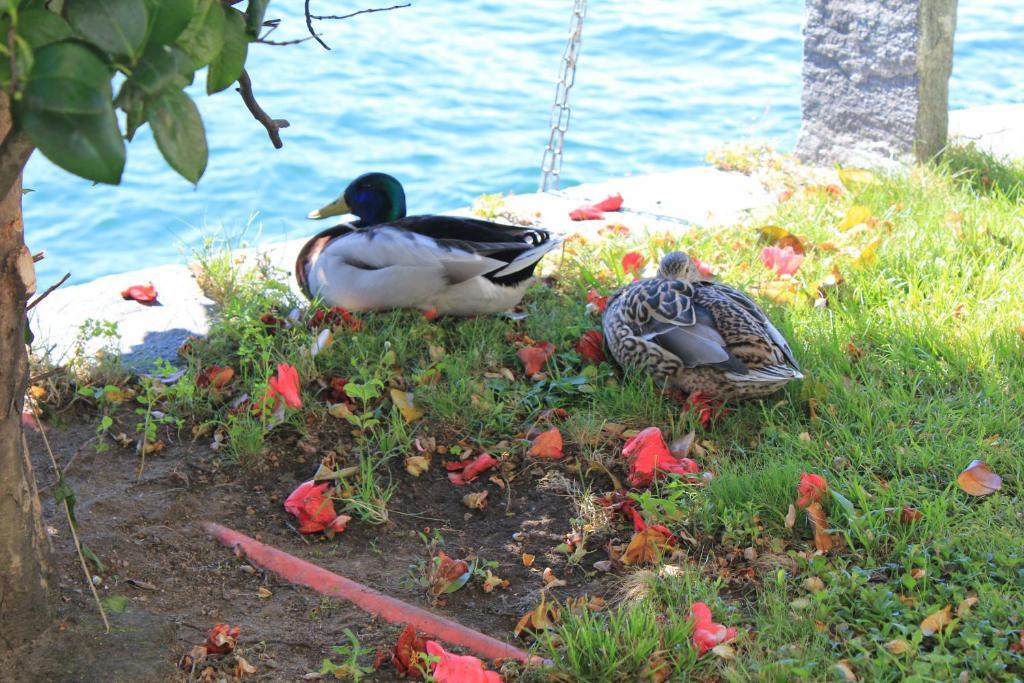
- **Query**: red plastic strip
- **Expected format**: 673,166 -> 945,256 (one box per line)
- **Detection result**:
203,522 -> 540,664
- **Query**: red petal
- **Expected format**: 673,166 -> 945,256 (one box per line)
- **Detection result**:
592,193 -> 623,212
448,453 -> 499,485
574,330 -> 606,363
621,252 -> 646,277
120,282 -> 158,303
569,205 -> 605,221
517,342 -> 555,375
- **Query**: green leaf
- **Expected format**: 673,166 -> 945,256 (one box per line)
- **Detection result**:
145,0 -> 196,45
17,9 -> 73,48
17,42 -> 126,184
174,0 -> 224,69
123,96 -> 147,141
22,109 -> 125,184
245,0 -> 269,37
148,88 -> 207,183
65,0 -> 149,59
206,6 -> 247,93
129,44 -> 192,96
81,544 -> 106,574
101,595 -> 130,613
23,40 -> 112,115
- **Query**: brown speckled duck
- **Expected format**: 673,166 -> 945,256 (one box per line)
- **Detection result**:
602,251 -> 802,401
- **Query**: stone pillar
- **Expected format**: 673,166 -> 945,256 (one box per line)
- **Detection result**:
796,0 -> 958,168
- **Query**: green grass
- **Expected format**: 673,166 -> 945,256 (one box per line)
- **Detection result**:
45,146 -> 1024,681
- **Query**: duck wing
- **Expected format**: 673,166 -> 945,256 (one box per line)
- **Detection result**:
693,283 -> 800,370
614,279 -> 749,373
390,215 -> 561,285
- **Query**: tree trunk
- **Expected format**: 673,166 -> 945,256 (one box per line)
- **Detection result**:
0,95 -> 52,652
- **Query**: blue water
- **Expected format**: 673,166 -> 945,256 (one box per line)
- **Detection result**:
23,1 -> 1024,285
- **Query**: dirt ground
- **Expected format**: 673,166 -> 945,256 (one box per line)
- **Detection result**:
10,416 -> 609,682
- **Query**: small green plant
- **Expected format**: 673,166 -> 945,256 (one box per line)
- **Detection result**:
319,628 -> 375,681
342,378 -> 385,431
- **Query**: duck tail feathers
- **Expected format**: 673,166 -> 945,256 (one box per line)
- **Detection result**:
724,364 -> 803,384
488,233 -> 563,280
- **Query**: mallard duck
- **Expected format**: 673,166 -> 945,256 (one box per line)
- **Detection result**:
295,173 -> 561,316
603,251 -> 802,401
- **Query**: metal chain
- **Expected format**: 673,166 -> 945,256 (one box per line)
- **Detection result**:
539,0 -> 587,192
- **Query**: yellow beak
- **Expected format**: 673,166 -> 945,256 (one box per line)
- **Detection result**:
307,196 -> 351,220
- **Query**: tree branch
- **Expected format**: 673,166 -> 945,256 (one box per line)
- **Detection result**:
304,2 -> 410,50
236,70 -> 290,149
304,0 -> 331,50
0,129 -> 33,202
309,3 -> 411,21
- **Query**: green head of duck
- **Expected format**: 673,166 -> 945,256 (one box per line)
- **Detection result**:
307,172 -> 408,226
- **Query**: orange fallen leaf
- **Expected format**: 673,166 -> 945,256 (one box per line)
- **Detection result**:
234,656 -> 257,677
805,502 -> 835,553
834,660 -> 858,682
884,639 -> 912,655
462,491 -> 489,510
481,570 -> 509,593
957,459 -> 1002,496
542,567 -> 566,588
521,553 -> 535,567
920,604 -> 953,636
517,342 -> 555,376
390,389 -> 424,423
528,428 -> 564,459
513,593 -> 560,638
621,527 -> 674,566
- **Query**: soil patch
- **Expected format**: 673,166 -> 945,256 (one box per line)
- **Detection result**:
15,418 -> 609,681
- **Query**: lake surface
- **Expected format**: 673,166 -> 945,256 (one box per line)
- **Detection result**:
23,1 -> 1024,285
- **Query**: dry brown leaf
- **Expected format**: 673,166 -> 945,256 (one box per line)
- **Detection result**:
390,389 -> 424,423
755,278 -> 799,304
481,570 -> 509,593
803,576 -> 825,593
513,593 -> 560,638
957,596 -> 978,617
643,651 -> 671,682
885,639 -> 912,655
234,656 -> 257,677
669,431 -> 695,459
784,504 -> 797,529
805,502 -> 835,553
621,528 -> 673,566
711,643 -> 736,660
760,225 -> 806,254
257,586 -> 272,599
920,604 -> 953,636
462,491 -> 489,510
957,459 -> 1002,496
542,567 -> 567,588
528,428 -> 564,459
835,660 -> 858,682
521,553 -> 535,567
405,454 -> 430,477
